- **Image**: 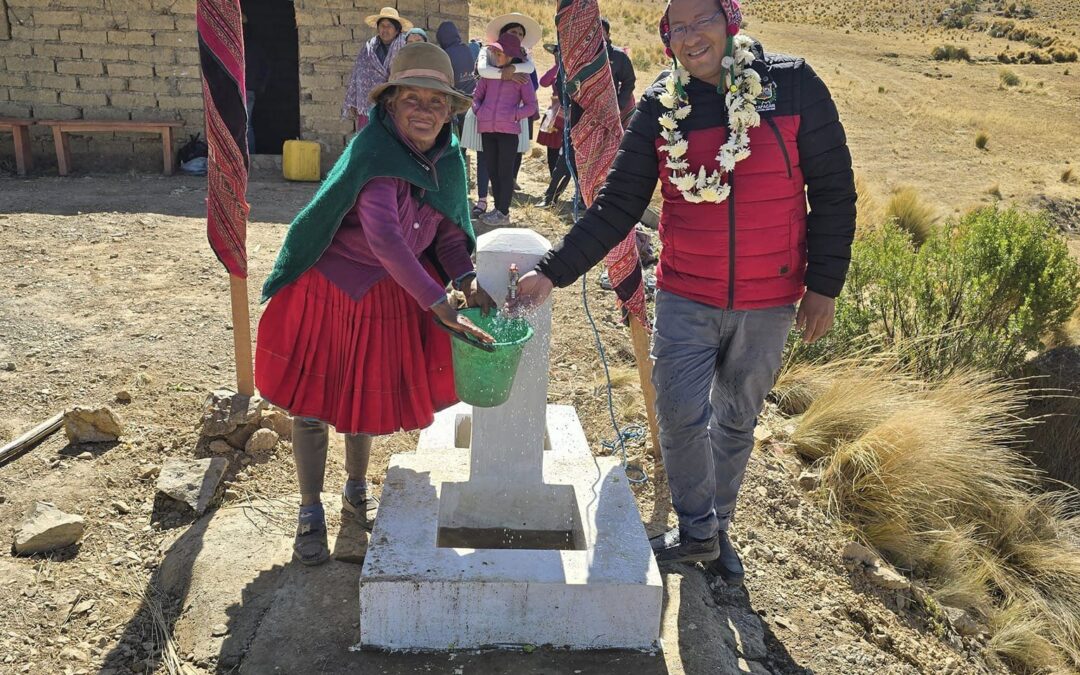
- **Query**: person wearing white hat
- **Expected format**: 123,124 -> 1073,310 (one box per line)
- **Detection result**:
343,7 -> 414,131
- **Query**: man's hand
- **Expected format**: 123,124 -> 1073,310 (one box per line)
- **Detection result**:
795,290 -> 835,344
506,270 -> 553,314
462,277 -> 496,315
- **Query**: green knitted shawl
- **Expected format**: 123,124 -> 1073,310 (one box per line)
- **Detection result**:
260,106 -> 474,302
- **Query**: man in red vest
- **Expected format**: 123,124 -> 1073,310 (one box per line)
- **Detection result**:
513,0 -> 856,584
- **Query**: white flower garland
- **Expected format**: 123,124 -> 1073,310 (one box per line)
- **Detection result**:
658,34 -> 763,204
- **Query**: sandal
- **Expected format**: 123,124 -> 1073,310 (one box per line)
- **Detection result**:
293,505 -> 330,566
471,199 -> 487,217
342,491 -> 379,532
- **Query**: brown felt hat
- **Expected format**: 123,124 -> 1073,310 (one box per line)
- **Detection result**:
368,42 -> 472,113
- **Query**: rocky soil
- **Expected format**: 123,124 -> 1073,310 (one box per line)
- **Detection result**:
0,166 -> 1013,674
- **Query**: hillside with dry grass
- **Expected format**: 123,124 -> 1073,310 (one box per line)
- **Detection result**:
462,1 -> 1080,672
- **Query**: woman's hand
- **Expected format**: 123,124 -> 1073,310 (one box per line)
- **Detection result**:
432,299 -> 494,343
462,277 -> 496,315
506,271 -> 553,314
500,65 -> 530,85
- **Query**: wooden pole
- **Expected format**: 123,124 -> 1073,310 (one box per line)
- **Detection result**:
629,319 -> 661,464
229,274 -> 255,397
0,413 -> 63,467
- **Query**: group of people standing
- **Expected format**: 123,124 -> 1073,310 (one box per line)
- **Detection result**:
255,0 -> 856,589
341,8 -> 637,227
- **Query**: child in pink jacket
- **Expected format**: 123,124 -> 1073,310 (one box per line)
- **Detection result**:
471,32 -> 538,226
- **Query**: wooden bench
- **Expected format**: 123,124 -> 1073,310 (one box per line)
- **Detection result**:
37,119 -> 184,176
0,118 -> 34,176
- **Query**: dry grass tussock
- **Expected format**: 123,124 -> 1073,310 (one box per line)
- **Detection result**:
775,357 -> 1080,672
885,187 -> 938,245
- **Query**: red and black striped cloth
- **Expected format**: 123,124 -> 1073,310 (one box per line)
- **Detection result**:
197,0 -> 249,278
556,0 -> 647,326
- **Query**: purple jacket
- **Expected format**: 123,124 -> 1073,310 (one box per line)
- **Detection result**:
472,76 -> 538,135
314,178 -> 474,308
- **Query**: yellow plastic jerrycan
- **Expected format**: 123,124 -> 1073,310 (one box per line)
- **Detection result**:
282,140 -> 321,182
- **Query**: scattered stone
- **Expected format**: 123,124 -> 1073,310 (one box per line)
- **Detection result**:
944,606 -> 984,637
60,646 -> 88,662
797,468 -> 822,491
842,541 -> 880,567
245,428 -> 279,453
157,457 -> 228,515
211,624 -> 229,637
867,563 -> 911,591
208,440 -> 233,455
200,389 -> 266,438
14,501 -> 85,555
772,615 -> 795,631
223,489 -> 241,501
76,451 -> 93,461
138,464 -> 161,480
225,423 -> 259,449
755,486 -> 769,499
114,390 -> 132,404
111,501 -> 132,515
63,406 -> 123,443
1,362 -> 14,371
259,409 -> 292,440
72,599 -> 95,615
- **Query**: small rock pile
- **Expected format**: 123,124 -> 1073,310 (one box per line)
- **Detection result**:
199,389 -> 291,455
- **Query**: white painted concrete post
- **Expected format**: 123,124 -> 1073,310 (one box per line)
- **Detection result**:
470,228 -> 552,486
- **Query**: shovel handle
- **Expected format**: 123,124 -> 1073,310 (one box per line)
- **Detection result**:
433,316 -> 497,352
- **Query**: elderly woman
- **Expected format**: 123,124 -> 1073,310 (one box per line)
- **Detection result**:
257,42 -> 496,566
342,6 -> 412,131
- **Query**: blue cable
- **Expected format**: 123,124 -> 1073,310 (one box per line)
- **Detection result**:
555,43 -> 648,486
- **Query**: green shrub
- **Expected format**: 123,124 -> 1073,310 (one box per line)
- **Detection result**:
791,208 -> 1080,375
932,44 -> 972,61
1000,68 -> 1022,86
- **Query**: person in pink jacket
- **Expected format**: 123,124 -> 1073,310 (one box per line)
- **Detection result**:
471,32 -> 538,226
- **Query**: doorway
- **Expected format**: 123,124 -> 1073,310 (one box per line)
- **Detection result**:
240,0 -> 299,155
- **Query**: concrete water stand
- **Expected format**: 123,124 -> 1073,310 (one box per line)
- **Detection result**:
358,229 -> 662,650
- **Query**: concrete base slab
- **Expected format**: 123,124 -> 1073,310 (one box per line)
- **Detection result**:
359,448 -> 663,650
417,402 -> 591,458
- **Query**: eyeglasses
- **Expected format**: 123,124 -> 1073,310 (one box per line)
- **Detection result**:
667,9 -> 725,42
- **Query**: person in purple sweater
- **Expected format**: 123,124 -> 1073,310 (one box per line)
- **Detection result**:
256,43 -> 496,566
471,32 -> 538,227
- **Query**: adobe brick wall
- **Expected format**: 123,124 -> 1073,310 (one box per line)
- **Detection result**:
0,0 -> 468,175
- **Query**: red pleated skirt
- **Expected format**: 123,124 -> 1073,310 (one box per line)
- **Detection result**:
254,267 -> 457,435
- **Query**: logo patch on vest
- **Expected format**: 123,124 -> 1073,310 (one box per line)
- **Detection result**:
755,81 -> 778,112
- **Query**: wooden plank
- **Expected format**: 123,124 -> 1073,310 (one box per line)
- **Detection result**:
629,319 -> 661,465
162,125 -> 175,175
37,120 -> 184,130
0,413 -> 63,467
10,122 -> 32,176
230,275 -> 255,397
51,126 -> 72,176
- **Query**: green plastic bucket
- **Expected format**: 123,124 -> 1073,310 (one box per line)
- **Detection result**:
449,308 -> 535,408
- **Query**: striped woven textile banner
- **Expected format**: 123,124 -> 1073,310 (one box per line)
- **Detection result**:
556,0 -> 647,326
197,0 -> 250,278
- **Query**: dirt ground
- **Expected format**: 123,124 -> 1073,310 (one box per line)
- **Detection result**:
0,158 -> 1005,674
2,3 -> 1078,673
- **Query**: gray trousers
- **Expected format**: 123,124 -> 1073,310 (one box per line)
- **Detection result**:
651,290 -> 795,540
